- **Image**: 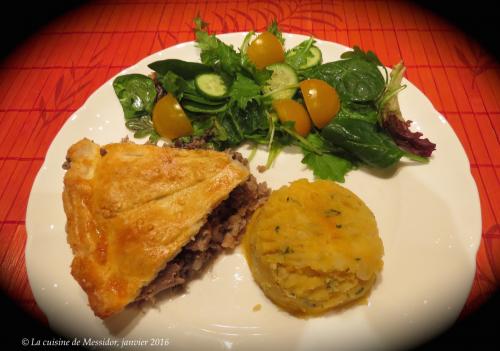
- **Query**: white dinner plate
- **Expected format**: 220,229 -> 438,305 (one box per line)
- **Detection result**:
25,33 -> 481,350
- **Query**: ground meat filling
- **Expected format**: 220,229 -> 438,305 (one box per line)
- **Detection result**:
138,163 -> 269,301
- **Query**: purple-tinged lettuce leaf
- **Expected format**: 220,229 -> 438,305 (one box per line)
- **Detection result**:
379,62 -> 436,158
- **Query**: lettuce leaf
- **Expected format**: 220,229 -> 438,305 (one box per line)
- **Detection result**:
379,62 -> 436,158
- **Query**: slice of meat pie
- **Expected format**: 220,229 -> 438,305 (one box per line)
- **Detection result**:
62,139 -> 268,319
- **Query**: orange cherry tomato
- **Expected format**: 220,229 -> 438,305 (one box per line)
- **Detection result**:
152,93 -> 193,140
272,99 -> 312,137
300,79 -> 341,128
246,32 -> 285,70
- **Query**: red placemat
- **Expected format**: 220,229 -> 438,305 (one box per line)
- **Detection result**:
0,0 -> 498,326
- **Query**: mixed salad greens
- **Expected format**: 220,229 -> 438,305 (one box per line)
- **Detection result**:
113,17 -> 436,182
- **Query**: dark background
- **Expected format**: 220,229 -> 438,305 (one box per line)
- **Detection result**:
1,0 -> 498,349
1,0 -> 500,61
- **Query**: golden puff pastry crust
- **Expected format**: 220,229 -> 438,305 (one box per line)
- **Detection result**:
62,139 -> 249,318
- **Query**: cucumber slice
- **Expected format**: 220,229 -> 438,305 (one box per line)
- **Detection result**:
194,73 -> 228,100
300,46 -> 322,69
262,63 -> 299,100
183,93 -> 226,106
182,100 -> 228,113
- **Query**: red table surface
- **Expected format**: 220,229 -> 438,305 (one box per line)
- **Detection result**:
0,0 -> 498,326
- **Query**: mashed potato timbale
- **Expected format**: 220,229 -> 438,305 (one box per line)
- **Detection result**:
243,179 -> 384,316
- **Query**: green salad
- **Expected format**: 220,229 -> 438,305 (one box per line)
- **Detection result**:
113,17 -> 436,182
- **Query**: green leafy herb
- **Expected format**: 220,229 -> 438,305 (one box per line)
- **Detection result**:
239,31 -> 273,85
340,45 -> 382,65
237,101 -> 269,137
159,71 -> 189,99
341,45 -> 387,81
194,16 -> 242,77
182,100 -> 228,113
266,19 -> 285,45
190,116 -> 215,136
216,109 -> 244,145
285,37 -> 315,71
113,74 -> 156,120
113,74 -> 159,141
322,118 -> 404,168
300,133 -> 354,182
240,31 -> 255,54
111,17 -> 436,182
302,58 -> 385,102
336,102 -> 379,124
182,92 -> 225,105
264,141 -> 284,169
229,73 -> 262,109
125,115 -> 160,143
147,59 -> 212,79
302,152 -> 354,183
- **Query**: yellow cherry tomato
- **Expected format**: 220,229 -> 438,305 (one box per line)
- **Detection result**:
272,99 -> 312,137
152,93 -> 193,140
300,79 -> 341,128
247,32 -> 285,70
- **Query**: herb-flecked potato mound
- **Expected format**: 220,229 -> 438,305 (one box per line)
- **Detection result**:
243,179 -> 384,316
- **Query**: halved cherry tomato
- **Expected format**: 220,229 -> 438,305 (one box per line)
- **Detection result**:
152,93 -> 193,140
272,99 -> 312,137
246,32 -> 285,70
299,79 -> 340,128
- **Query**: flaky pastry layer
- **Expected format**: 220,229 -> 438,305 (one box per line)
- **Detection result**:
62,139 -> 249,318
